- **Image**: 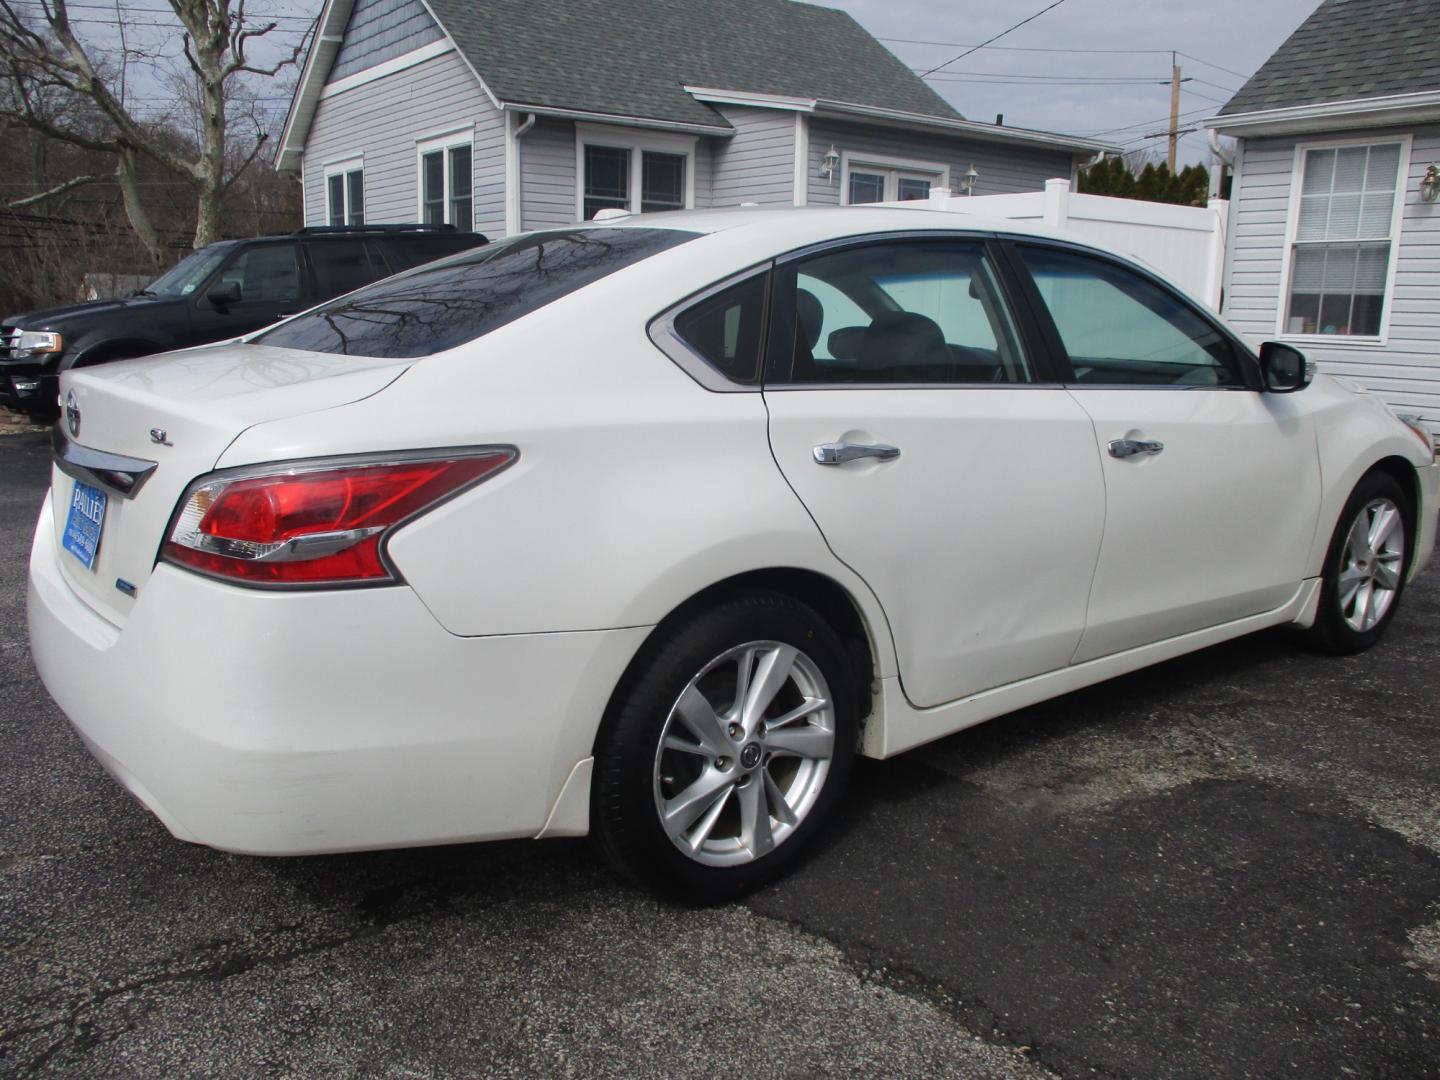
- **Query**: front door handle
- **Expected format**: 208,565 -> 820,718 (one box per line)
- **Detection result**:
1108,437 -> 1165,459
813,442 -> 902,465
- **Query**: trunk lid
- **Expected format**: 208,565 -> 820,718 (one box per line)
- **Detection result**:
50,343 -> 411,626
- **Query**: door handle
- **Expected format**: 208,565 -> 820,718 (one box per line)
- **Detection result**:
1108,437 -> 1165,459
813,442 -> 902,465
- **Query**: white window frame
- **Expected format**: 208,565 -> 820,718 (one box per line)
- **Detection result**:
415,126 -> 475,227
1274,134 -> 1412,347
323,156 -> 364,226
574,123 -> 697,220
839,152 -> 950,206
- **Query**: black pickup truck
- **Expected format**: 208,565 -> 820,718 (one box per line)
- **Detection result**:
1,224 -> 488,416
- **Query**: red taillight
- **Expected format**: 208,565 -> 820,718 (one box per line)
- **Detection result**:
162,449 -> 515,586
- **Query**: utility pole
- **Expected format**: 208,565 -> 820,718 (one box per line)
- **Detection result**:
1168,52 -> 1182,172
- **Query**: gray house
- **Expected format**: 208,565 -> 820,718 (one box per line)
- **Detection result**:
1210,0 -> 1440,432
275,0 -> 1113,238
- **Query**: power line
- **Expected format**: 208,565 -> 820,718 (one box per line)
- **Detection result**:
884,35 -> 1252,83
1175,51 -> 1250,80
918,0 -> 1072,77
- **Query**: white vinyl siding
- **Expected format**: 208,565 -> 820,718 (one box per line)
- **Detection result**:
303,50 -> 504,237
1222,124 -> 1440,427
710,106 -> 797,206
518,118 -> 579,231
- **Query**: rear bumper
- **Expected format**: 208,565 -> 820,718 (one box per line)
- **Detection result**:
28,492 -> 649,854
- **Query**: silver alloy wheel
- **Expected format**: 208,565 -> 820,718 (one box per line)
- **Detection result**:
1337,496 -> 1405,633
653,640 -> 835,867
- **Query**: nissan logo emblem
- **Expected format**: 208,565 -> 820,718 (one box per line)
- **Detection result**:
65,391 -> 81,439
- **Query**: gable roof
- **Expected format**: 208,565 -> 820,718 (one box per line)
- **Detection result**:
1219,0 -> 1440,116
425,0 -> 962,131
276,0 -> 1116,169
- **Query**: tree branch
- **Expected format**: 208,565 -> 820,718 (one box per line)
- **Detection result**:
6,173 -> 109,208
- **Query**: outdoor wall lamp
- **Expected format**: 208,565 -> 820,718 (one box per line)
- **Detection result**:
1421,165 -> 1440,203
961,164 -> 980,196
819,145 -> 840,181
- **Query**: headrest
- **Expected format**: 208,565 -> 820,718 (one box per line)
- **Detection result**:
857,311 -> 949,371
796,289 -> 824,351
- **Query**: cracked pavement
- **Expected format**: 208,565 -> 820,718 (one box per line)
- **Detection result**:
2,427 -> 1438,1078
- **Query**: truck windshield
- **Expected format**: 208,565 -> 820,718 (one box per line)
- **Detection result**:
143,245 -> 234,297
255,227 -> 697,358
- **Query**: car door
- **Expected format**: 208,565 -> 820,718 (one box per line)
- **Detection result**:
188,241 -> 310,345
1008,242 -> 1322,663
762,237 -> 1106,709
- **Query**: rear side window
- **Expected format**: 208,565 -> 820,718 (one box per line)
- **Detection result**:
671,273 -> 768,382
307,239 -> 385,300
256,228 -> 697,358
381,234 -> 488,271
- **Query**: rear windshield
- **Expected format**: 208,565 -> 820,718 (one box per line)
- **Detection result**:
255,227 -> 697,358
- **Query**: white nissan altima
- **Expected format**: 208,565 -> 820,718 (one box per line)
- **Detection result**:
29,207 -> 1438,902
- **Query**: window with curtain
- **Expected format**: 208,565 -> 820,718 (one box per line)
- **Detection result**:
1284,142 -> 1403,338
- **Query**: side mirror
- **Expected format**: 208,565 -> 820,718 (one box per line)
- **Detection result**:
207,281 -> 242,310
1259,341 -> 1314,393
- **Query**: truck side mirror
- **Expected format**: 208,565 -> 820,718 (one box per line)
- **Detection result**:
207,281 -> 242,310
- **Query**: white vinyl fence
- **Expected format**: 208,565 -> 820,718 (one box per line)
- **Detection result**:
881,178 -> 1229,312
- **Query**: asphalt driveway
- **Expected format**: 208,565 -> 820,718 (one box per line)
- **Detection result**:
2,427 -> 1437,1078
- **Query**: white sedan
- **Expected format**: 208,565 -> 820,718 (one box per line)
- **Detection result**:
29,207 -> 1438,902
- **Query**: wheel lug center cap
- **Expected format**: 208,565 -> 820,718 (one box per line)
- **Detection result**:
740,742 -> 763,770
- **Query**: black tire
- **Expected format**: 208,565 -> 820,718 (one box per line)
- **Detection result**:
1307,470 -> 1414,655
591,591 -> 857,904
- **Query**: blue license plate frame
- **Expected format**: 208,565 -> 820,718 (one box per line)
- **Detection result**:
62,479 -> 107,571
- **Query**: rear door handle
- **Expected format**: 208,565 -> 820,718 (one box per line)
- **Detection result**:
1107,437 -> 1164,459
813,442 -> 902,465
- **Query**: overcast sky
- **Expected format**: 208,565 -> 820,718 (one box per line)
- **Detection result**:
818,0 -> 1320,164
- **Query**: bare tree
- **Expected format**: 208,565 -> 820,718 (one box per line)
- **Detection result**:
0,0 -> 309,263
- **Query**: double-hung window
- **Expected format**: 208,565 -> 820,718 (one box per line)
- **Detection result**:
577,124 -> 693,220
325,159 -> 364,226
418,131 -> 474,231
1281,139 -> 1408,340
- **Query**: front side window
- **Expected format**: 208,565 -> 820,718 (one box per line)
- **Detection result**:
773,241 -> 1030,385
1283,141 -> 1403,338
256,228 -> 697,358
1019,246 -> 1244,387
579,127 -> 693,219
214,243 -> 302,304
326,162 -> 364,226
419,136 -> 473,229
145,245 -> 233,297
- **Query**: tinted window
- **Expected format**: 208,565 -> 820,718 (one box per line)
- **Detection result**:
671,273 -> 768,382
256,228 -> 696,358
308,239 -> 382,300
774,241 -> 1030,384
380,235 -> 485,272
215,243 -> 301,303
1020,246 -> 1243,386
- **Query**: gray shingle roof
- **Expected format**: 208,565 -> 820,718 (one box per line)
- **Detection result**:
425,0 -> 963,129
1220,0 -> 1440,115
